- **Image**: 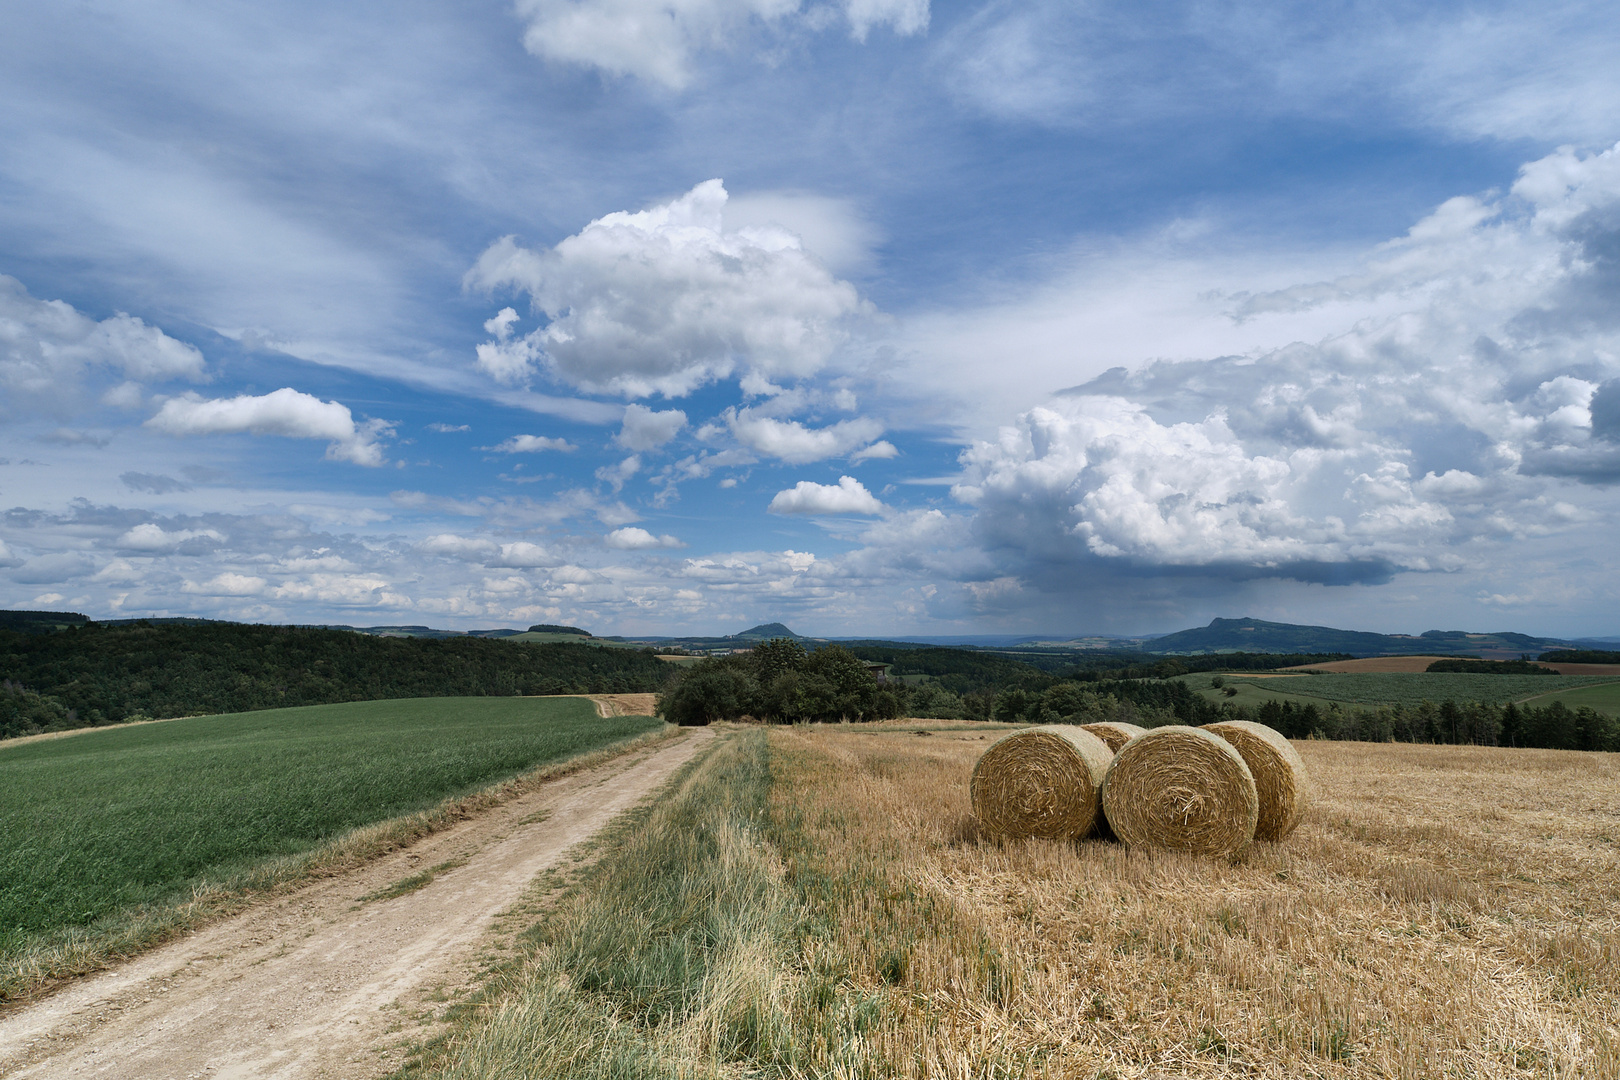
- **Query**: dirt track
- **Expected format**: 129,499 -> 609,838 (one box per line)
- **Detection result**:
0,725 -> 709,1079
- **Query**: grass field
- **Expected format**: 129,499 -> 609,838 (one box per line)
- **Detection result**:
1515,680 -> 1620,717
0,696 -> 661,989
1182,671 -> 1620,709
409,726 -> 1619,1079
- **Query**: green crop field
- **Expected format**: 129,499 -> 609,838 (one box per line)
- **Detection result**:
0,697 -> 661,960
1513,680 -> 1620,716
1182,671 -> 1620,709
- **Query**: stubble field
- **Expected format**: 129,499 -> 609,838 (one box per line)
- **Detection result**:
421,723 -> 1620,1079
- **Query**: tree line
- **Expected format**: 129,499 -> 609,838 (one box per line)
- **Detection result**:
0,621 -> 671,739
659,639 -> 1619,752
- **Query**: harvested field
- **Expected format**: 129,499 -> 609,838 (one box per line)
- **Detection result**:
415,725 -> 1619,1080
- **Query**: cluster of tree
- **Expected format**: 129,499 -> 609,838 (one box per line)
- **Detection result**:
980,684 -> 1618,752
843,645 -> 1053,694
1065,652 -> 1354,679
1238,697 -> 1619,751
1424,658 -> 1557,674
658,640 -> 905,725
0,621 -> 672,739
1539,650 -> 1620,664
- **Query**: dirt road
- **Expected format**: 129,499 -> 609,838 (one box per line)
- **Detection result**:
0,726 -> 710,1079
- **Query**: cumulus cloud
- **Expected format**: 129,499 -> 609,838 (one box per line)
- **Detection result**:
1,275 -> 207,420
466,180 -> 867,397
949,142 -> 1620,586
615,404 -> 687,451
490,434 -> 577,453
725,408 -> 884,464
769,475 -> 885,515
514,0 -> 927,89
146,388 -> 394,466
604,526 -> 684,549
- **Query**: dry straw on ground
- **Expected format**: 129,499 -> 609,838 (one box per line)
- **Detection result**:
1081,721 -> 1148,752
1203,720 -> 1311,841
970,725 -> 1113,841
1102,725 -> 1259,858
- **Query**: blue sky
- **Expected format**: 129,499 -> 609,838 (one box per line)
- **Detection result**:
3,0 -> 1619,637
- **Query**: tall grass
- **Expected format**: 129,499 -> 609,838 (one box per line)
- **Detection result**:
1,696 -> 663,1001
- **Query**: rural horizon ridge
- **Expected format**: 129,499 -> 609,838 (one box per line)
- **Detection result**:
9,609 -> 1618,654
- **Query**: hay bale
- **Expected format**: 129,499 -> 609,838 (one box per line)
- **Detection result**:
1202,720 -> 1311,841
1080,721 -> 1148,752
1101,726 -> 1258,858
970,726 -> 1114,841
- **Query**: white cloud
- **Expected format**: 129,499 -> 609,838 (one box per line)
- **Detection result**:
490,434 -> 577,453
615,404 -> 688,451
182,572 -> 267,596
605,526 -> 684,549
724,192 -> 883,275
116,523 -> 226,551
946,141 -> 1620,585
146,388 -> 393,466
417,533 -> 500,559
768,475 -> 885,515
725,408 -> 884,464
514,0 -> 927,89
428,422 -> 470,433
491,541 -> 556,567
466,180 -> 867,397
849,439 -> 898,461
0,275 -> 206,419
595,454 -> 642,493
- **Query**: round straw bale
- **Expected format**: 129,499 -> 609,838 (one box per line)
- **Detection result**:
1201,720 -> 1311,841
1080,721 -> 1148,752
970,726 -> 1114,841
1101,726 -> 1258,858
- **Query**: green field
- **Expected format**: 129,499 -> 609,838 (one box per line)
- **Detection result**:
1182,671 -> 1620,709
1513,680 -> 1620,716
0,697 -> 660,955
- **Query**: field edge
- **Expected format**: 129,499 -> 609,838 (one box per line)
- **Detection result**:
0,712 -> 681,1010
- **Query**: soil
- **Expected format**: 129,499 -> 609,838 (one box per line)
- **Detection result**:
0,725 -> 710,1079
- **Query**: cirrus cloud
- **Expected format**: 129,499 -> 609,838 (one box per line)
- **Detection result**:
514,0 -> 928,89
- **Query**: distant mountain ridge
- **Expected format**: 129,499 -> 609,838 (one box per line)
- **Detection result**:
1141,617 -> 1575,659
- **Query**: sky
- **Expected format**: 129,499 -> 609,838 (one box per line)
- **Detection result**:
2,0 -> 1619,638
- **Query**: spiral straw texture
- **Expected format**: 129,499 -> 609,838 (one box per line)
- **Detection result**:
1202,720 -> 1311,841
1081,721 -> 1148,752
970,726 -> 1114,841
1101,726 -> 1259,858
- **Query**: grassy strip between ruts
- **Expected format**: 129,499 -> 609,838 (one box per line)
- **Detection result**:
404,725 -> 1619,1080
1,701 -> 674,1005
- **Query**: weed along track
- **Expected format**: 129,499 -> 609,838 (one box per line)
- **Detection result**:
0,726 -> 711,1079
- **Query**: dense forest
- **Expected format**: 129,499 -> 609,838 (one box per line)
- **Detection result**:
0,621 -> 670,739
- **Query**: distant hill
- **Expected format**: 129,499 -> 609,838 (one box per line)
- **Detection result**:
1143,617 -> 1574,659
731,622 -> 800,640
0,610 -> 90,634
528,624 -> 591,636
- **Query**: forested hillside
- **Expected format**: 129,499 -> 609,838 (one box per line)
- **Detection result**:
0,622 -> 670,738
